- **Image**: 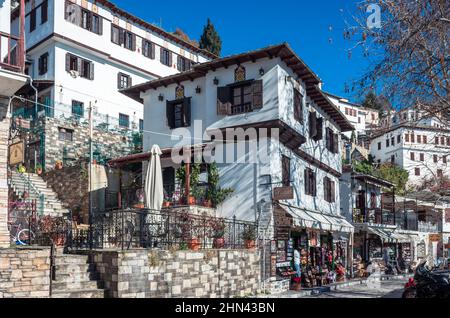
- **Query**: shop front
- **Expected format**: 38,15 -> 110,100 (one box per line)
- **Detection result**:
273,204 -> 354,289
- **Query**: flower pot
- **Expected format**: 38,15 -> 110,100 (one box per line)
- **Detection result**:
52,234 -> 66,247
245,240 -> 256,249
189,238 -> 201,251
133,203 -> 145,209
203,199 -> 213,208
163,201 -> 172,208
188,196 -> 196,206
36,168 -> 43,175
213,237 -> 225,249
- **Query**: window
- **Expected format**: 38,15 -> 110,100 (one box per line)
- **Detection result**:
30,8 -> 36,32
358,117 -> 361,124
119,113 -> 130,128
441,137 -> 445,145
378,142 -> 381,150
117,73 -> 132,89
65,53 -> 94,80
142,40 -> 155,59
65,1 -> 102,35
41,0 -> 48,24
71,100 -> 84,118
444,156 -> 447,164
391,155 -> 395,164
437,169 -> 443,178
423,135 -> 427,144
417,135 -> 422,143
111,25 -> 120,44
310,112 -> 323,142
447,137 -> 450,146
411,133 -> 415,143
139,119 -> 144,132
324,177 -> 335,203
38,53 -> 48,75
166,98 -> 191,129
293,88 -> 303,122
397,135 -> 401,144
58,128 -> 73,141
386,139 -> 390,147
326,127 -> 338,153
232,84 -> 253,115
410,152 -> 415,161
420,153 -> 424,161
345,108 -> 349,115
391,137 -> 395,146
415,168 -> 420,176
436,137 -> 439,145
434,155 -> 438,163
124,31 -> 135,50
281,155 -> 290,187
177,56 -> 191,72
405,134 -> 410,142
372,114 -> 375,120
305,168 -> 316,197
160,48 -> 172,66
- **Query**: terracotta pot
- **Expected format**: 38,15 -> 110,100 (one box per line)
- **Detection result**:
203,199 -> 213,208
163,201 -> 172,208
133,203 -> 145,209
36,168 -> 43,175
189,238 -> 201,251
188,196 -> 196,206
245,240 -> 256,249
213,237 -> 225,249
53,234 -> 66,247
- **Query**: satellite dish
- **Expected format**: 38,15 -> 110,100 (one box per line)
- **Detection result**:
69,70 -> 79,78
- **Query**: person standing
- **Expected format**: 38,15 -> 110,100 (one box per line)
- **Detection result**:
294,248 -> 301,279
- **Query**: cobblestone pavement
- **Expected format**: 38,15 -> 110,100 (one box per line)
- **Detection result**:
303,279 -> 407,298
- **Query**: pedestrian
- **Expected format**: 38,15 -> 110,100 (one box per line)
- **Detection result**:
294,248 -> 302,279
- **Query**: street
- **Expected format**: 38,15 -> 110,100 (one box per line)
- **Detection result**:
303,279 -> 407,298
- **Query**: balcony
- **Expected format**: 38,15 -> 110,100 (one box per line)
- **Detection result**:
0,31 -> 26,96
418,221 -> 440,233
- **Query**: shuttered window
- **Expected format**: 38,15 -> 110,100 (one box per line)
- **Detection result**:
166,98 -> 191,129
124,31 -> 136,51
143,40 -> 155,59
305,168 -> 316,197
216,80 -> 263,116
71,100 -> 84,118
30,8 -> 37,32
326,128 -> 339,154
160,48 -> 172,66
177,56 -> 191,72
65,53 -> 94,80
111,25 -> 120,44
293,88 -> 303,123
119,113 -> 130,128
281,155 -> 290,187
41,0 -> 48,24
117,73 -> 132,89
38,53 -> 48,75
65,1 -> 102,35
324,177 -> 335,203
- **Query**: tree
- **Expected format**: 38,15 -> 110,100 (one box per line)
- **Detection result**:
346,1 -> 449,123
199,18 -> 222,56
373,163 -> 409,196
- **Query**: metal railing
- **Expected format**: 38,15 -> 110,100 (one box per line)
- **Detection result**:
66,209 -> 256,251
13,172 -> 45,216
0,31 -> 21,71
418,221 -> 439,233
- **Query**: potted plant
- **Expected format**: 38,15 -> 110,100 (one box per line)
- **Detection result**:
35,164 -> 43,176
206,162 -> 234,208
176,163 -> 202,206
210,218 -> 226,249
189,237 -> 201,251
242,226 -> 256,249
163,197 -> 172,208
38,216 -> 67,247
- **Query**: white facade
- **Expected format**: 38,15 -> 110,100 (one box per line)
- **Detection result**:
11,0 -> 212,129
369,125 -> 450,187
130,44 -> 353,230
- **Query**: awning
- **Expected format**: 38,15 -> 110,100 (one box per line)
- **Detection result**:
279,204 -> 354,233
366,226 -> 396,242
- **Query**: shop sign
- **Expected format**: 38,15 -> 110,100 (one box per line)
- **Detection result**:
273,187 -> 294,201
276,262 -> 291,268
429,234 -> 440,242
9,141 -> 24,166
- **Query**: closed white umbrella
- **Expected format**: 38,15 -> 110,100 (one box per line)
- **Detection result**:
144,145 -> 164,211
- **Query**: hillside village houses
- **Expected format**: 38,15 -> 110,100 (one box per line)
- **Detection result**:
0,0 -> 449,298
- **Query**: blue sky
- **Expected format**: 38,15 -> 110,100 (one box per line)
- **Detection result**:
112,0 -> 373,103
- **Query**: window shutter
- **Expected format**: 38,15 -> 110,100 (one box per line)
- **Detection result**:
314,117 -> 323,141
177,55 -> 182,71
324,177 -> 329,202
132,34 -> 136,51
186,59 -> 191,71
89,62 -> 94,80
117,73 -> 121,89
38,56 -> 43,75
65,53 -> 70,72
166,101 -> 175,129
309,112 -> 317,138
119,29 -> 125,46
333,133 -> 339,154
217,86 -> 232,115
98,17 -> 103,35
183,97 -> 191,127
168,51 -> 173,67
77,57 -> 82,73
312,171 -> 317,197
251,80 -> 263,109
305,169 -> 309,194
151,43 -> 155,59
129,76 -> 132,88
330,180 -> 335,203
160,47 -> 164,63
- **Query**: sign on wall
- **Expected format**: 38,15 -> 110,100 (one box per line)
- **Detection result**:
429,234 -> 441,242
273,187 -> 294,201
9,141 -> 24,166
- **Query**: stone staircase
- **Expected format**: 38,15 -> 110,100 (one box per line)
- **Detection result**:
10,171 -> 70,217
51,251 -> 105,298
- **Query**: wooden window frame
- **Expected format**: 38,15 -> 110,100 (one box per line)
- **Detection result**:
118,73 -> 132,89
160,48 -> 172,66
293,88 -> 303,123
111,25 -> 120,44
41,0 -> 48,24
30,8 -> 37,32
38,53 -> 49,75
281,155 -> 291,187
143,40 -> 155,59
305,168 -> 317,197
177,55 -> 191,72
119,113 -> 130,129
166,97 -> 192,130
71,100 -> 84,118
420,153 -> 424,162
415,168 -> 420,176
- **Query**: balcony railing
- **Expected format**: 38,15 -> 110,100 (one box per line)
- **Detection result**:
0,31 -> 22,72
418,221 -> 439,233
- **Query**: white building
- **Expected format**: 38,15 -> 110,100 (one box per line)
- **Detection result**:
1,0 -> 28,247
369,121 -> 450,188
120,43 -> 356,276
10,0 -> 214,129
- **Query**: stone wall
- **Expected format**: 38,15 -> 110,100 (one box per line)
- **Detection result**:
0,102 -> 9,247
89,249 -> 261,298
0,248 -> 51,298
36,117 -> 138,171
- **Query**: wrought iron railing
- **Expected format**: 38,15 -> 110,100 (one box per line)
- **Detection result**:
13,172 -> 45,216
66,209 -> 256,251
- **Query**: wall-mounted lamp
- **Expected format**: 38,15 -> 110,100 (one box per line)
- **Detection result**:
158,93 -> 164,101
195,86 -> 202,94
213,77 -> 219,85
259,68 -> 265,76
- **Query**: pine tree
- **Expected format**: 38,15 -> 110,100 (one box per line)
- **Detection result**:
199,18 -> 222,57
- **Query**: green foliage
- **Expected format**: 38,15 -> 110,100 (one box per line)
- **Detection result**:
373,163 -> 409,195
206,162 -> 234,207
242,226 -> 256,241
362,91 -> 392,116
131,132 -> 143,154
199,18 -> 222,56
176,163 -> 202,197
353,160 -> 374,175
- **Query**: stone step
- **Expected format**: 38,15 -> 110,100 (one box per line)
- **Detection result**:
54,256 -> 89,266
52,280 -> 100,291
55,263 -> 96,273
51,289 -> 105,298
54,272 -> 99,283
